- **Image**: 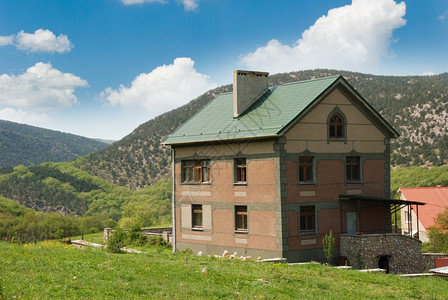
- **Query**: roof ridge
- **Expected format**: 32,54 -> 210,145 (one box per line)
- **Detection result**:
400,186 -> 447,189
279,75 -> 341,87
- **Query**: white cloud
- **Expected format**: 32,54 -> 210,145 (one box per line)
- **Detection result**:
101,57 -> 216,116
0,107 -> 49,124
239,0 -> 406,74
121,0 -> 166,5
122,0 -> 198,11
0,62 -> 88,110
0,29 -> 73,53
16,29 -> 72,53
179,0 -> 199,11
0,35 -> 14,46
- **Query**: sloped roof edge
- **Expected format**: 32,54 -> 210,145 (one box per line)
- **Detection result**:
278,76 -> 398,138
163,75 -> 398,146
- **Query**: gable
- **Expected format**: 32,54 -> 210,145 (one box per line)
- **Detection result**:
284,88 -> 387,154
400,187 -> 448,230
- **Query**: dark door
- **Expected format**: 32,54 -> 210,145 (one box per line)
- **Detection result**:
378,256 -> 390,273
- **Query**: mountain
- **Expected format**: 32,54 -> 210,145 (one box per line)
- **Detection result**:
0,119 -> 109,168
75,69 -> 448,189
1,69 -> 448,220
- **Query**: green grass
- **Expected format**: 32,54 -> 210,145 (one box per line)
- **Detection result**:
71,231 -> 105,244
1,241 -> 447,299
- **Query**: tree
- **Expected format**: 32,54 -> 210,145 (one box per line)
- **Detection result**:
428,207 -> 448,253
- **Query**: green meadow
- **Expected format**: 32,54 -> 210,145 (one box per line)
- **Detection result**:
1,241 -> 447,299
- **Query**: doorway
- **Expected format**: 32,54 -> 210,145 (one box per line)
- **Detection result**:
378,256 -> 390,273
346,212 -> 357,234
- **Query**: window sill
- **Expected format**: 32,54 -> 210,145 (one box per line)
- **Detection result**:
299,231 -> 316,236
192,227 -> 203,231
234,182 -> 247,186
298,181 -> 315,185
234,230 -> 248,234
346,181 -> 362,184
327,138 -> 347,144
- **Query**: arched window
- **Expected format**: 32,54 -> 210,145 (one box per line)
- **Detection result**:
329,113 -> 344,138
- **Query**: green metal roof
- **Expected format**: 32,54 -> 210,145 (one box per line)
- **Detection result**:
163,75 -> 396,145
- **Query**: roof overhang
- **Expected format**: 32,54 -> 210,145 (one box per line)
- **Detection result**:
162,134 -> 278,147
338,194 -> 425,206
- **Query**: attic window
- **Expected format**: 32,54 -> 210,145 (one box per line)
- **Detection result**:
329,114 -> 344,138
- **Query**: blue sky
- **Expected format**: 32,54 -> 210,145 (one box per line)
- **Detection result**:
0,0 -> 447,140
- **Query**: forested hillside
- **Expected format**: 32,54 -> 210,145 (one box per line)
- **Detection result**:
0,120 -> 109,167
76,69 -> 448,189
0,162 -> 171,224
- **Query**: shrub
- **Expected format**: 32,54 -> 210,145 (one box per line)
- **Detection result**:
322,230 -> 335,264
127,223 -> 148,246
148,235 -> 170,248
106,228 -> 126,253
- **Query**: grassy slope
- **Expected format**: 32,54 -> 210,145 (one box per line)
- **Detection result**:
1,241 -> 446,299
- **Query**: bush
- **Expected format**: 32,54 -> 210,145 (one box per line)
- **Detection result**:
107,228 -> 126,253
148,235 -> 170,248
127,223 -> 148,246
322,230 -> 335,264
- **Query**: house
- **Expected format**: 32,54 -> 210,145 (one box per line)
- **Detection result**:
398,186 -> 448,242
163,70 -> 403,264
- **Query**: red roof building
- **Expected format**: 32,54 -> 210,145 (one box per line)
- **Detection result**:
399,186 -> 448,242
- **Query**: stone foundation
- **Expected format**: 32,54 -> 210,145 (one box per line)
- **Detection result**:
340,234 -> 423,274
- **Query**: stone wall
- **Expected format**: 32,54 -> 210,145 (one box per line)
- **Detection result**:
422,253 -> 448,270
104,227 -> 172,243
340,234 -> 423,274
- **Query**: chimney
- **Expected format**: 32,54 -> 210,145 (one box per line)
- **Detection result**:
233,70 -> 269,118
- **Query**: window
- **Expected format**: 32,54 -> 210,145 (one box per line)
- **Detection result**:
329,113 -> 344,138
300,206 -> 315,233
235,206 -> 248,232
182,160 -> 211,183
346,156 -> 361,182
405,211 -> 412,223
299,156 -> 314,183
192,204 -> 203,229
235,158 -> 247,184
